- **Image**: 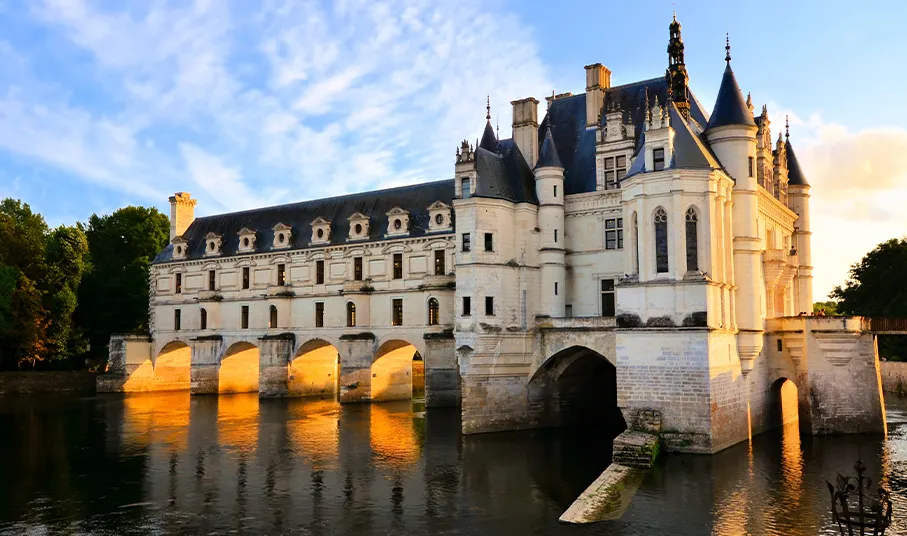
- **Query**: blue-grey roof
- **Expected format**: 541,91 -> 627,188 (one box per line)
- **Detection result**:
535,126 -> 563,169
479,121 -> 498,151
153,180 -> 455,263
473,139 -> 539,204
785,138 -> 809,186
706,64 -> 755,130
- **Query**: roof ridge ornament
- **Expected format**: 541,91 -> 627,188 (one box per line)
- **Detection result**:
785,114 -> 790,139
725,33 -> 731,64
486,95 -> 491,123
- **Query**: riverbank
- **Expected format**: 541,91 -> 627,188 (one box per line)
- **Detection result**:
0,371 -> 97,395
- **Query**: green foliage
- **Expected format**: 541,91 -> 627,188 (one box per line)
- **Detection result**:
812,301 -> 840,316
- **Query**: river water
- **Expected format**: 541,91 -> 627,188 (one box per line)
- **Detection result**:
1,392 -> 905,535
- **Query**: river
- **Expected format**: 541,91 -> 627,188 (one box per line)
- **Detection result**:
0,392 -> 905,535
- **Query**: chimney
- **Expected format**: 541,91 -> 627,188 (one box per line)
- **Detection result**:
584,63 -> 612,128
168,192 -> 197,242
511,97 -> 539,168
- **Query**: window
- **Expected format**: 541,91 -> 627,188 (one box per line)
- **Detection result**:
434,249 -> 445,275
554,185 -> 558,198
603,155 -> 627,189
485,296 -> 495,316
655,207 -> 669,273
174,309 -> 181,331
601,279 -> 615,316
175,273 -> 182,294
392,299 -> 403,326
316,260 -> 324,284
484,233 -> 493,252
208,270 -> 216,291
554,282 -> 558,295
200,308 -> 207,330
461,177 -> 471,198
462,296 -> 471,317
653,148 -> 665,171
354,257 -> 363,281
269,304 -> 278,328
605,218 -> 624,250
242,267 -> 250,289
428,298 -> 440,326
393,253 -> 403,279
748,156 -> 755,178
777,339 -> 783,352
315,302 -> 324,328
554,229 -> 558,243
277,263 -> 286,286
435,213 -> 444,225
347,302 -> 356,327
241,306 -> 249,329
633,212 -> 640,273
685,207 -> 699,272
462,233 -> 471,252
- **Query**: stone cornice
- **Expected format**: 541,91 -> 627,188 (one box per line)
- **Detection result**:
757,187 -> 798,233
564,190 -> 622,217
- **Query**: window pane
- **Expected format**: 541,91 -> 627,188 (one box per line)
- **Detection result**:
602,293 -> 616,316
616,155 -> 626,168
604,157 -> 614,169
605,218 -> 616,229
686,220 -> 699,271
463,296 -> 471,316
655,209 -> 669,273
601,279 -> 614,291
484,233 -> 493,252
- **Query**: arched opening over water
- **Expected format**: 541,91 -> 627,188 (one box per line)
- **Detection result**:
371,339 -> 422,402
768,377 -> 801,429
290,339 -> 340,399
154,340 -> 191,391
219,342 -> 260,394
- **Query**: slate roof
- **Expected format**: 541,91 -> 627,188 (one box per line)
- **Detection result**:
153,180 -> 455,263
473,139 -> 539,204
535,126 -> 563,169
479,121 -> 498,151
706,63 -> 755,130
623,102 -> 722,178
785,138 -> 809,186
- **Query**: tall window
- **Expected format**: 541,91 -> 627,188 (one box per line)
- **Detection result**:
277,264 -> 286,286
200,308 -> 207,330
601,279 -> 615,316
633,212 -> 639,274
553,185 -> 558,198
354,257 -> 363,281
603,155 -> 627,189
392,299 -> 403,326
686,207 -> 699,272
316,260 -> 324,284
653,148 -> 666,171
434,250 -> 445,275
654,207 -> 669,273
242,267 -> 250,289
484,233 -> 493,252
554,282 -> 558,295
208,270 -> 216,291
485,296 -> 495,316
241,306 -> 249,329
748,156 -> 755,178
393,254 -> 403,279
269,304 -> 278,328
175,273 -> 182,294
605,217 -> 624,250
346,302 -> 356,327
462,233 -> 471,252
462,296 -> 471,317
315,302 -> 324,328
428,298 -> 440,325
554,229 -> 558,243
461,177 -> 471,198
174,309 -> 181,331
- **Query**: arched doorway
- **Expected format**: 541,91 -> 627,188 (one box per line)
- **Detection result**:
154,340 -> 191,391
290,339 -> 340,399
768,377 -> 800,429
219,342 -> 260,394
371,340 -> 421,402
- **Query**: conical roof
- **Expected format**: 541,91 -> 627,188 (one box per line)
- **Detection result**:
479,121 -> 498,151
707,63 -> 755,130
534,126 -> 563,169
785,138 -> 809,186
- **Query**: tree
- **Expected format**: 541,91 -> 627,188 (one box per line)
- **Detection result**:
44,225 -> 90,363
812,301 -> 840,316
76,206 -> 170,352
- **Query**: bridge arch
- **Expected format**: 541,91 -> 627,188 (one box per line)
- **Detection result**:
768,377 -> 803,430
153,340 -> 191,391
371,338 -> 424,402
219,341 -> 260,394
290,338 -> 341,398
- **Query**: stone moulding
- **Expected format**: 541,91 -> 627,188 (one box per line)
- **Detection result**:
339,332 -> 376,341
423,329 -> 454,340
813,331 -> 862,366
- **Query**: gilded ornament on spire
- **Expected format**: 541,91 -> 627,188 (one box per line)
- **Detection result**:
666,14 -> 690,117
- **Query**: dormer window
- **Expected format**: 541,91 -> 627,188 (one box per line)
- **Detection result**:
427,201 -> 452,233
603,155 -> 627,189
385,207 -> 410,237
310,217 -> 331,245
172,236 -> 189,260
653,148 -> 666,171
237,227 -> 257,253
461,177 -> 472,198
272,223 -> 292,249
204,232 -> 223,257
347,212 -> 370,241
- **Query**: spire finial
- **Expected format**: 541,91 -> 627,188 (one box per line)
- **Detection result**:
486,95 -> 491,122
496,118 -> 499,138
785,115 -> 790,139
725,33 -> 731,63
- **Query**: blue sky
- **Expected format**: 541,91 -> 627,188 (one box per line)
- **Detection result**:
0,0 -> 904,299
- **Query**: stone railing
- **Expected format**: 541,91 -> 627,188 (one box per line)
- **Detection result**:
420,273 -> 455,289
536,316 -> 616,330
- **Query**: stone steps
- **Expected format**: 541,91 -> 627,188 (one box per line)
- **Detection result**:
611,430 -> 660,468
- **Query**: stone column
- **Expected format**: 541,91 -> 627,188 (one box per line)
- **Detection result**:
337,336 -> 374,403
259,333 -> 294,397
190,336 -> 222,394
423,336 -> 459,407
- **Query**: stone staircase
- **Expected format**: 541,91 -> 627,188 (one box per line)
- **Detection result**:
611,430 -> 660,468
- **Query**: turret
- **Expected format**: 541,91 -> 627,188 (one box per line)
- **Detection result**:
785,120 -> 813,313
534,125 -> 566,317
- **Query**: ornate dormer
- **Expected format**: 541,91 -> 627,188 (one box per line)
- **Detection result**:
347,212 -> 370,241
271,223 -> 292,249
385,207 -> 410,237
204,232 -> 223,257
172,236 -> 189,260
237,227 -> 257,253
427,201 -> 452,233
456,139 -> 477,199
310,217 -> 331,245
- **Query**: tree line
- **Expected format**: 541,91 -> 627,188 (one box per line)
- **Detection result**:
0,199 -> 169,370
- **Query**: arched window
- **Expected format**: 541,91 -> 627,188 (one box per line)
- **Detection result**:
654,207 -> 669,273
269,304 -> 278,328
685,207 -> 699,272
200,308 -> 208,330
632,212 -> 639,274
347,302 -> 356,327
428,298 -> 440,326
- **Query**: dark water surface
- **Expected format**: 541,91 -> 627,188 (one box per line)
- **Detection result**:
1,392 -> 906,535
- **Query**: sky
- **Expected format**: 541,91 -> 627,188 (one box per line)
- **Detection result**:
0,0 -> 904,300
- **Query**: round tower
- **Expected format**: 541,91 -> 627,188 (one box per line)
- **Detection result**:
784,122 -> 813,314
535,125 -> 566,317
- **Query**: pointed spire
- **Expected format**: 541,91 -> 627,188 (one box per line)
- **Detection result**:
486,95 -> 491,122
725,33 -> 731,64
785,114 -> 790,139
479,96 -> 498,151
535,124 -> 563,170
707,34 -> 756,130
784,120 -> 808,186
